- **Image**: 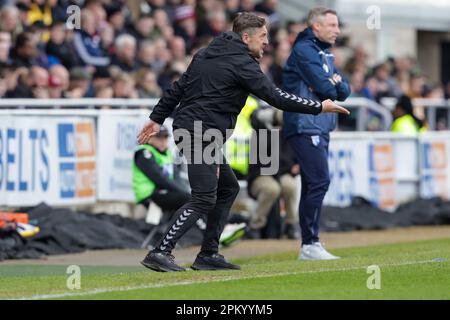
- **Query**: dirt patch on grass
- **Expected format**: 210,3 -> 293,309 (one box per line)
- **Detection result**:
1,226 -> 449,266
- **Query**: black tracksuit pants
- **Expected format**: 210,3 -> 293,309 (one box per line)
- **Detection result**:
152,137 -> 240,255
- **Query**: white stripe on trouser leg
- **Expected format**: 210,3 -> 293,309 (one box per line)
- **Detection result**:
159,209 -> 193,251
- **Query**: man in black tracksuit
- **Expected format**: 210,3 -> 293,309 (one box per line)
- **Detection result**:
137,12 -> 349,272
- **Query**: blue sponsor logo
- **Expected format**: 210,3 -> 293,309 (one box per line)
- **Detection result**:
59,162 -> 75,198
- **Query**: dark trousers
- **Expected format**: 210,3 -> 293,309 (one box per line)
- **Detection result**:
153,139 -> 240,255
151,190 -> 191,213
288,134 -> 330,245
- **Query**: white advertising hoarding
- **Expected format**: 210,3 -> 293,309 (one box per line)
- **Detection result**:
0,116 -> 96,206
419,132 -> 450,200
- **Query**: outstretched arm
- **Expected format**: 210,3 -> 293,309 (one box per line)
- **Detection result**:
238,59 -> 349,115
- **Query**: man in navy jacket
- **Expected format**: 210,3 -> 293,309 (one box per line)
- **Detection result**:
282,7 -> 351,260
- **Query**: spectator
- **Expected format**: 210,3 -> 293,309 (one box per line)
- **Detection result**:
247,106 -> 301,240
225,0 -> 240,20
168,36 -> 186,62
8,65 -> 49,98
0,31 -> 12,64
26,0 -> 53,30
11,31 -> 42,68
174,5 -> 197,53
106,3 -> 127,36
391,95 -> 426,134
137,40 -> 156,69
73,10 -> 110,68
66,67 -> 92,98
92,67 -> 112,96
152,38 -> 171,74
350,72 -> 377,101
136,68 -> 162,98
240,0 -> 255,12
85,0 -> 107,31
255,0 -> 281,28
112,71 -> 138,98
111,33 -> 138,72
0,5 -> 23,40
157,60 -> 184,92
46,21 -> 79,69
48,63 -> 69,98
269,39 -> 290,87
0,66 -> 8,97
98,22 -> 115,53
152,8 -> 173,40
373,62 -> 402,98
197,10 -> 227,38
408,74 -> 426,98
133,124 -> 191,213
130,14 -> 156,41
286,19 -> 307,45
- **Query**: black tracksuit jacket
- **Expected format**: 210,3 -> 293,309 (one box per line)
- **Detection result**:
149,31 -> 322,138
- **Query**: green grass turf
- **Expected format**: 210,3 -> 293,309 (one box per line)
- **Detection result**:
0,238 -> 449,300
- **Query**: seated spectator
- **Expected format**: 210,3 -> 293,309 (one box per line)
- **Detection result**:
0,5 -> 23,40
98,22 -> 115,54
84,0 -> 107,31
92,67 -> 112,96
129,14 -> 156,42
48,64 -> 69,98
137,40 -> 156,69
73,10 -> 110,68
255,0 -> 281,29
0,66 -> 7,97
197,10 -> 227,38
10,31 -> 42,68
111,34 -> 138,72
105,3 -> 127,36
135,68 -> 162,98
169,36 -> 187,63
112,71 -> 138,98
5,65 -> 49,98
66,67 -> 92,98
269,39 -> 290,87
174,5 -> 197,53
240,0 -> 255,12
152,38 -> 172,75
133,125 -> 190,212
157,61 -> 185,92
152,8 -> 174,40
27,0 -> 53,29
247,106 -> 301,239
225,0 -> 240,20
0,31 -> 12,64
391,95 -> 426,134
46,21 -> 79,69
373,62 -> 402,98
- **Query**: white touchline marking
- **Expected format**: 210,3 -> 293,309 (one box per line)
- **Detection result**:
9,259 -> 445,300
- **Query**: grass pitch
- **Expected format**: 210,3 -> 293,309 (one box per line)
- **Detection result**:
0,238 -> 449,300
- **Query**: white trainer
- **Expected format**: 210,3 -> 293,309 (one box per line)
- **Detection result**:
219,223 -> 247,247
299,242 -> 340,260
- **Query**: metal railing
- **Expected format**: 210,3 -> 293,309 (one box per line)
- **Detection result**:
381,97 -> 450,131
0,97 -> 393,131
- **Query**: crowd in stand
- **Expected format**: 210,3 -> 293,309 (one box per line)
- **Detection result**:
0,0 -> 449,119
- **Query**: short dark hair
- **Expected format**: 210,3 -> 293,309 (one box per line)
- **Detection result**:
307,7 -> 337,27
232,12 -> 267,36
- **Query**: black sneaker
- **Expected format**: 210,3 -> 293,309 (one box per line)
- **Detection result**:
141,251 -> 186,272
191,253 -> 241,271
285,223 -> 300,240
